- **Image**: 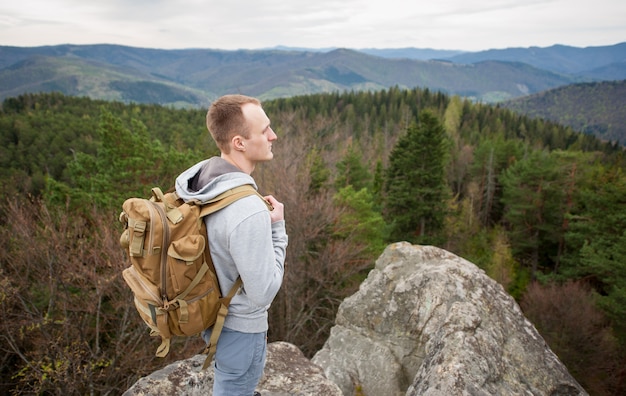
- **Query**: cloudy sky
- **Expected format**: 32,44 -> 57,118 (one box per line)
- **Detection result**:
1,0 -> 624,51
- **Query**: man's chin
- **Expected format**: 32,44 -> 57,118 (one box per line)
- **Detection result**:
257,155 -> 274,163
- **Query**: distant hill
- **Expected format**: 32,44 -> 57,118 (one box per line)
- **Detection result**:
0,54 -> 207,105
269,46 -> 467,60
354,47 -> 466,60
271,43 -> 626,79
581,61 -> 626,81
448,42 -> 626,77
501,80 -> 626,145
1,43 -> 616,106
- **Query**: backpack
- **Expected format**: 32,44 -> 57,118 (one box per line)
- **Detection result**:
119,184 -> 271,369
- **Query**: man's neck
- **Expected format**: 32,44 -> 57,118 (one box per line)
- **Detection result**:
221,152 -> 254,175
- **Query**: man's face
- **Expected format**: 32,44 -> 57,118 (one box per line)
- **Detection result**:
241,103 -> 277,163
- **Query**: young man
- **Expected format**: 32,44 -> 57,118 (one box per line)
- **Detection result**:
175,94 -> 288,395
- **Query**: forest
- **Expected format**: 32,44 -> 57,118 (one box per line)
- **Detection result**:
1,90 -> 625,395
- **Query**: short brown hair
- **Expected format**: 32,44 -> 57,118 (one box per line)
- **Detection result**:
206,94 -> 261,153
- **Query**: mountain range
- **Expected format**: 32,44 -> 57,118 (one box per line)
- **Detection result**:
1,43 -> 625,108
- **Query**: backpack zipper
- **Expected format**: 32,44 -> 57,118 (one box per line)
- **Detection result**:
127,266 -> 163,305
151,201 -> 171,305
181,285 -> 215,306
145,199 -> 156,256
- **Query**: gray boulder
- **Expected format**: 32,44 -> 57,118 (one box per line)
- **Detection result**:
312,242 -> 587,396
124,341 -> 341,396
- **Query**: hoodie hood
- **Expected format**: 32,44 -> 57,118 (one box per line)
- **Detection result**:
175,157 -> 258,203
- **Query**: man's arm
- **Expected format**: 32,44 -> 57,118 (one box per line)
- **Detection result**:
230,201 -> 287,307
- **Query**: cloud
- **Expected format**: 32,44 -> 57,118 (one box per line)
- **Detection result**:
1,0 -> 624,50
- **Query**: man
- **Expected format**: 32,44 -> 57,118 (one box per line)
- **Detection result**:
175,94 -> 288,395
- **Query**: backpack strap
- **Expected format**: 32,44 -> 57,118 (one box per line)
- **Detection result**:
170,262 -> 211,324
198,184 -> 273,217
202,277 -> 243,370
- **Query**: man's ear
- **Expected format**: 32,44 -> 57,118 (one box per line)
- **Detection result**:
232,135 -> 246,151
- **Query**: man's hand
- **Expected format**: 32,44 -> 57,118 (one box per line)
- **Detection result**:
264,195 -> 284,223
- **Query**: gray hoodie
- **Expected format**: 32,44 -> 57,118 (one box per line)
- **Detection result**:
175,157 -> 288,333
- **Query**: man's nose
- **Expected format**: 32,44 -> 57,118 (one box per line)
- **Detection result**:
269,128 -> 277,140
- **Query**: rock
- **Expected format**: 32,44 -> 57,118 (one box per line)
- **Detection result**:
312,242 -> 588,396
260,341 -> 342,395
125,242 -> 587,396
124,341 -> 342,396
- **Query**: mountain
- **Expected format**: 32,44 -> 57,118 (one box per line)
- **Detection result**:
0,54 -> 207,105
259,43 -> 626,78
270,46 -> 467,60
2,43 -> 618,107
351,47 -> 466,60
448,42 -> 626,77
501,80 -> 626,145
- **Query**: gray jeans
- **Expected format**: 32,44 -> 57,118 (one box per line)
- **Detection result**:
204,327 -> 267,396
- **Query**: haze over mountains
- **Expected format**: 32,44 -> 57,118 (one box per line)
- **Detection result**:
1,42 -> 624,106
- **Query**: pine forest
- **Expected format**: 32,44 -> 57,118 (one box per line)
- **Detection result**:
1,89 -> 625,395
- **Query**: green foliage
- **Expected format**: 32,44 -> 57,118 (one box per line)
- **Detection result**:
562,165 -> 626,344
384,110 -> 450,244
469,136 -> 527,225
0,92 -> 213,200
500,150 -> 595,277
371,160 -> 385,209
1,90 -> 625,394
305,147 -> 331,194
444,198 -> 527,298
333,186 -> 387,257
501,150 -> 562,276
501,150 -> 604,277
334,144 -> 372,191
45,109 -> 200,210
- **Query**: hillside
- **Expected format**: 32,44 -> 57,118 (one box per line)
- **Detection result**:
0,55 -> 208,106
448,42 -> 626,76
501,80 -> 626,145
0,44 -> 593,106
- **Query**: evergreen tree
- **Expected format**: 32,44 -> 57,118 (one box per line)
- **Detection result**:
470,136 -> 526,225
304,147 -> 330,194
563,165 -> 626,343
383,110 -> 449,244
333,185 -> 387,258
501,150 -> 560,277
334,144 -> 372,191
372,160 -> 385,208
501,150 -> 590,278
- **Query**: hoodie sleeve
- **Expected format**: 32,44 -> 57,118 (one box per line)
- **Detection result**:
228,209 -> 288,308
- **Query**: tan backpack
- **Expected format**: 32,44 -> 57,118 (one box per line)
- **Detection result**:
119,184 -> 271,369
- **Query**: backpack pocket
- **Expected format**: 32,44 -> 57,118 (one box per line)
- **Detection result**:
167,234 -> 206,296
122,266 -> 170,337
171,286 -> 221,336
166,234 -> 223,336
122,265 -> 162,306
